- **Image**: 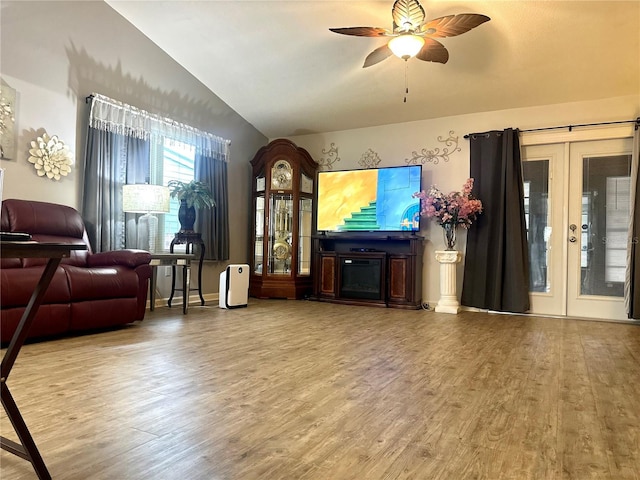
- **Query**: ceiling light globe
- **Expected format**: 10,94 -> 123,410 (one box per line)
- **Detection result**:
388,34 -> 425,60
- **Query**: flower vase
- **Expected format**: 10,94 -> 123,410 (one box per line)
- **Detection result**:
178,199 -> 197,232
442,224 -> 457,250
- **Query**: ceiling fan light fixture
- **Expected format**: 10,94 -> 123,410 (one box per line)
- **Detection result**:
388,34 -> 425,59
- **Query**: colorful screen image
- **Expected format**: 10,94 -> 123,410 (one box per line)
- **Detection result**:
316,165 -> 422,232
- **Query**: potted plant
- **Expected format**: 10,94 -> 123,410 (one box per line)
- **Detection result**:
167,180 -> 214,232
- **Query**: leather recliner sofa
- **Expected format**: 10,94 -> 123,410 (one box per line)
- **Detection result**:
1,199 -> 152,342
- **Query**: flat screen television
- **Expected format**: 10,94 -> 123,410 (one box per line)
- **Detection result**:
316,165 -> 422,233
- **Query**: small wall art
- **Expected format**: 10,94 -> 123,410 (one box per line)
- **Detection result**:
27,132 -> 72,180
404,131 -> 461,166
0,79 -> 17,160
318,142 -> 341,171
358,148 -> 382,169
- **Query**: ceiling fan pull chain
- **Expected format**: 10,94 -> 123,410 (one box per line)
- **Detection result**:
404,60 -> 409,103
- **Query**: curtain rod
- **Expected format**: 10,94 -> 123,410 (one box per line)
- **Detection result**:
464,117 -> 640,139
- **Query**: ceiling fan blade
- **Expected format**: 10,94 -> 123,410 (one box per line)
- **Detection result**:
329,27 -> 390,37
415,38 -> 449,64
363,44 -> 394,68
421,13 -> 490,38
392,0 -> 425,33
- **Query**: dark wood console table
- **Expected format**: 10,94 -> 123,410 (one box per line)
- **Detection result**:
312,234 -> 424,309
169,232 -> 205,309
1,241 -> 86,480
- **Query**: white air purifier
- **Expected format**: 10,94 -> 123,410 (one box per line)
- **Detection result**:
219,264 -> 250,309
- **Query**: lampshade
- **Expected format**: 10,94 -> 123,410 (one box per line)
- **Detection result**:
123,184 -> 170,213
388,34 -> 425,59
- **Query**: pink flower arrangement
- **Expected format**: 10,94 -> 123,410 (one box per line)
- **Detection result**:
413,178 -> 483,229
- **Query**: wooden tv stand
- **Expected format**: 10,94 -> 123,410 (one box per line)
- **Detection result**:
311,234 -> 424,309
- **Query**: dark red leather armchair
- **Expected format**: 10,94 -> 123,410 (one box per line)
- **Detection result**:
1,199 -> 152,342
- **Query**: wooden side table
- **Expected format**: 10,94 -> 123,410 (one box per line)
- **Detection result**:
149,253 -> 195,314
169,232 -> 205,308
1,241 -> 86,480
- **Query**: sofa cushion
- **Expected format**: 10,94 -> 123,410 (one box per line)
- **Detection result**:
63,265 -> 139,301
69,299 -> 138,331
1,304 -> 71,341
2,199 -> 92,267
0,266 -> 71,308
3,199 -> 86,238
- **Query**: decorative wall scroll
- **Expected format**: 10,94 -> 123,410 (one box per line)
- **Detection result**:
358,148 -> 382,169
318,142 -> 341,171
28,132 -> 73,180
405,131 -> 461,166
0,80 -> 16,160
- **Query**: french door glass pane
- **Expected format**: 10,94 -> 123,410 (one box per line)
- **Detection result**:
580,155 -> 631,297
523,160 -> 551,293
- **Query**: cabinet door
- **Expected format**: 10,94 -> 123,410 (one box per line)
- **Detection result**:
319,253 -> 337,297
388,256 -> 408,301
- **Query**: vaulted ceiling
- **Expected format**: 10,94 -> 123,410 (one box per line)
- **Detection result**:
106,1 -> 639,138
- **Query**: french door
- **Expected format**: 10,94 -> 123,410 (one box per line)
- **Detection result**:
522,138 -> 633,321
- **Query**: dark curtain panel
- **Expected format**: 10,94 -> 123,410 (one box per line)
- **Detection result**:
461,128 -> 531,313
82,126 -> 149,252
194,152 -> 229,261
626,129 -> 640,319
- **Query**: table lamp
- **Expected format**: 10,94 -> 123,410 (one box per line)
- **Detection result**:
123,184 -> 170,252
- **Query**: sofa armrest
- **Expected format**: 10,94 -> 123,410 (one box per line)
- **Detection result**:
87,250 -> 151,269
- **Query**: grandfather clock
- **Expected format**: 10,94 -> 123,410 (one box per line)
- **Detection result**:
249,139 -> 317,299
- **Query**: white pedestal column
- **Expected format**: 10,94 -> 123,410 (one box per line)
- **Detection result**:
435,250 -> 462,314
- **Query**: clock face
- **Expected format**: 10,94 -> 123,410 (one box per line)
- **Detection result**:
271,159 -> 293,190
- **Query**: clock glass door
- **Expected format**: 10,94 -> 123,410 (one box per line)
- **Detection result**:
268,193 -> 293,274
298,197 -> 313,275
253,195 -> 265,273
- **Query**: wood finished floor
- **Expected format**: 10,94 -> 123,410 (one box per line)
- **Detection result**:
1,300 -> 639,480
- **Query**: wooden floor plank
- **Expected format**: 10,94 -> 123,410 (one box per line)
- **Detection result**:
1,300 -> 639,479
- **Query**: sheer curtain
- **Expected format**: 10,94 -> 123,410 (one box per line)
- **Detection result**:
461,128 -> 531,313
83,93 -> 231,253
625,126 -> 640,319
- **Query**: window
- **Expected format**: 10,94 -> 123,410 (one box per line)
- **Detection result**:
151,139 -> 196,251
522,160 -> 551,293
85,93 -> 230,257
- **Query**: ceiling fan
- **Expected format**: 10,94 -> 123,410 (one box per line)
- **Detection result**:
329,0 -> 490,68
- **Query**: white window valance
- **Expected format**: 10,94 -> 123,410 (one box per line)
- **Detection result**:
88,93 -> 231,160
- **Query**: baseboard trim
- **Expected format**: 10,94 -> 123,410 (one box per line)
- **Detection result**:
148,293 -> 219,310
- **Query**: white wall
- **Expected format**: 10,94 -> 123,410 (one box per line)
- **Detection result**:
286,95 -> 640,306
